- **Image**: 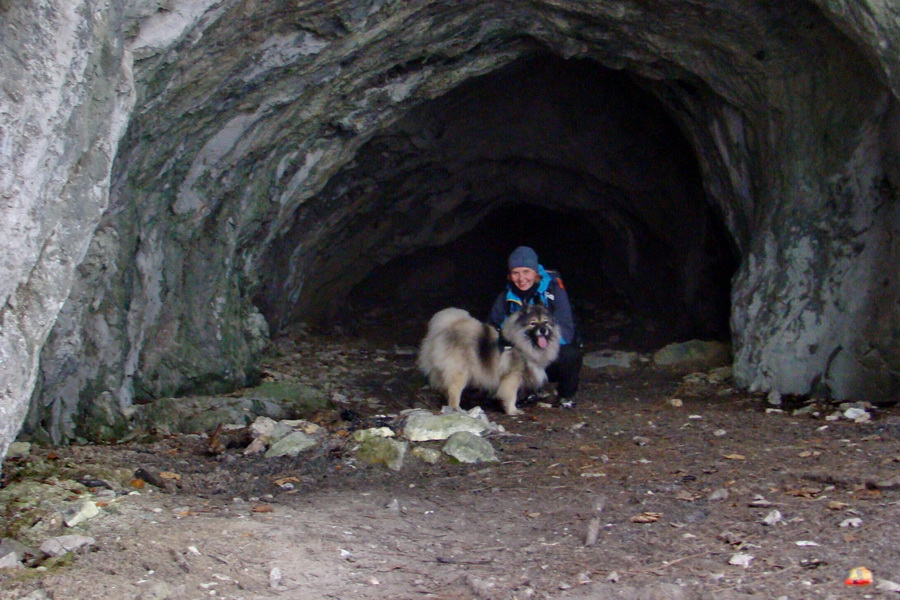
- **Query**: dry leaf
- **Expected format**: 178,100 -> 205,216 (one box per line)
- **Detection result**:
130,478 -> 146,489
785,487 -> 822,498
158,471 -> 181,480
723,454 -> 746,460
852,488 -> 882,499
828,500 -> 850,510
252,504 -> 274,513
631,512 -> 662,523
274,476 -> 301,487
676,490 -> 701,501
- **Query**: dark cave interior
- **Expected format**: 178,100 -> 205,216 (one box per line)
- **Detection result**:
259,55 -> 739,350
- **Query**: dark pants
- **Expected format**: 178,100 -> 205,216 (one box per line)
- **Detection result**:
546,343 -> 583,400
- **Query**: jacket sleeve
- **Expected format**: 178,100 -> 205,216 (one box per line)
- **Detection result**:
550,283 -> 576,344
488,292 -> 508,328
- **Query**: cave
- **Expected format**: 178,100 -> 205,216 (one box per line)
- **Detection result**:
255,56 -> 738,346
2,0 -> 900,454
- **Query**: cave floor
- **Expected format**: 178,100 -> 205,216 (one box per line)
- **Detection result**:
3,316 -> 900,600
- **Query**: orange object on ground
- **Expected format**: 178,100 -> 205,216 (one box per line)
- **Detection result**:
845,566 -> 873,586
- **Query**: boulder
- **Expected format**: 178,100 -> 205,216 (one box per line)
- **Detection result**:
653,341 -> 732,370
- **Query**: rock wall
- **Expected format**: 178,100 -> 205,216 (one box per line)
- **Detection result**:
0,1 -> 134,456
1,0 -> 899,455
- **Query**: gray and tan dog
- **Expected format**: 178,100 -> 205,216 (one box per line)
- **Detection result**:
417,304 -> 561,415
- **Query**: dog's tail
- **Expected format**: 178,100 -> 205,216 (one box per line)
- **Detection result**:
426,307 -> 471,332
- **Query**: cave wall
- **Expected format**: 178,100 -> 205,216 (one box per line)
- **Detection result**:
0,1 -> 135,453
0,0 -> 898,454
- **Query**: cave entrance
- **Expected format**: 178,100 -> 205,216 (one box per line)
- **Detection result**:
260,55 -> 738,350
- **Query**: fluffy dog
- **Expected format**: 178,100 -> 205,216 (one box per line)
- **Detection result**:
417,304 -> 561,415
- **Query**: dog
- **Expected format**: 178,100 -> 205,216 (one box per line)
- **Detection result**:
417,304 -> 561,415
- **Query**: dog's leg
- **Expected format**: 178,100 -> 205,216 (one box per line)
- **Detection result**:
496,375 -> 521,416
444,372 -> 468,411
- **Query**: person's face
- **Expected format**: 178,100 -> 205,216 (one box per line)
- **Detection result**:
509,267 -> 539,291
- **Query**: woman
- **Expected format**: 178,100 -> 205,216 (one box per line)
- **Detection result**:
488,246 -> 583,408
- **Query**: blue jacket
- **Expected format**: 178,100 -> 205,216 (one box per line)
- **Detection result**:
488,264 -> 577,345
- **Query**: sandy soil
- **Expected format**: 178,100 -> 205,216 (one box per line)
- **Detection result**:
2,317 -> 900,600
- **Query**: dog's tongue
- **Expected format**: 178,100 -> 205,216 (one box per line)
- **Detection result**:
537,336 -> 548,349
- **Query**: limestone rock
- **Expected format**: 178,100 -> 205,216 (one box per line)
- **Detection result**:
264,431 -> 318,458
584,350 -> 641,370
442,432 -> 498,464
352,427 -> 396,442
131,395 -> 310,435
62,500 -> 101,528
411,446 -> 443,464
653,341 -> 732,370
6,442 -> 31,460
40,535 -> 96,557
403,410 -> 494,442
355,437 -> 408,471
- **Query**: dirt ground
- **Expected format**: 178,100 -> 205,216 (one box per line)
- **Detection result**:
2,309 -> 900,600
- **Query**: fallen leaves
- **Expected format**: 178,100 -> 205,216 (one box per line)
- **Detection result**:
722,453 -> 746,461
273,476 -> 300,487
784,487 -> 822,499
630,512 -> 662,523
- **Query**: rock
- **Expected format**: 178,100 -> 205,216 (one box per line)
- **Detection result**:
442,432 -> 498,463
0,549 -> 22,569
6,442 -> 31,459
843,406 -> 871,423
78,391 -> 131,443
249,416 -> 279,437
62,500 -> 101,527
0,538 -> 35,562
653,340 -> 732,370
410,446 -> 443,464
352,427 -> 396,442
584,350 -> 641,370
137,581 -> 173,600
728,553 -> 754,568
876,579 -> 900,593
240,381 -> 331,415
132,395 -> 304,435
264,431 -> 318,458
355,437 -> 408,471
708,488 -> 729,502
403,410 -> 494,442
40,535 -> 96,557
706,366 -> 732,384
761,509 -> 783,526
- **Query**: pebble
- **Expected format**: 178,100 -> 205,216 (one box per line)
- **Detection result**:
708,488 -> 729,501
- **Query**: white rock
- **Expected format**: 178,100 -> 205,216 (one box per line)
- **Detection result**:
761,509 -> 783,526
63,500 -> 100,527
728,553 -> 754,568
40,535 -> 96,557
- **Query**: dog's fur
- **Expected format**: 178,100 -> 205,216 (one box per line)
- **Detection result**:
417,304 -> 561,415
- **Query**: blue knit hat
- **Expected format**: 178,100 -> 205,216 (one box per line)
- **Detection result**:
508,246 -> 539,271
